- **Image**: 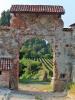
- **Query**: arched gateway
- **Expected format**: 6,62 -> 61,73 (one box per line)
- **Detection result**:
0,5 -> 71,91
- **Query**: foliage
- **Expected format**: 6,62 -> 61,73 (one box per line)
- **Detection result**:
20,38 -> 53,59
19,58 -> 42,77
66,82 -> 75,95
0,10 -> 11,26
35,96 -> 42,100
19,38 -> 53,82
66,82 -> 75,90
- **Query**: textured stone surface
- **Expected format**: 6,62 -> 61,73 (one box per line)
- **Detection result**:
0,9 -> 74,91
0,71 -> 9,87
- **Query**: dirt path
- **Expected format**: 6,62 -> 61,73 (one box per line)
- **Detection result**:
19,83 -> 51,92
0,88 -> 75,100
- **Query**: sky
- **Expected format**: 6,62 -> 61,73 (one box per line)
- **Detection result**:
0,0 -> 75,27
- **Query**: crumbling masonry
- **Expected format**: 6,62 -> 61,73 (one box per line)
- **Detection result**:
0,5 -> 75,91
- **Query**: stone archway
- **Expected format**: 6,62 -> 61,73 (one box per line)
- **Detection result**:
9,26 -> 65,91
17,30 -> 56,91
0,27 -> 66,91
0,5 -> 70,91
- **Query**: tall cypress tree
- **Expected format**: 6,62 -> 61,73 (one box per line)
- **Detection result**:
0,10 -> 11,26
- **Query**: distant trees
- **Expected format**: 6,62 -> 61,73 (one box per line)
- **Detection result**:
20,38 -> 53,59
0,10 -> 11,26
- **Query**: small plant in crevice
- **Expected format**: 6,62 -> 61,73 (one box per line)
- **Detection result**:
65,82 -> 75,91
35,95 -> 42,100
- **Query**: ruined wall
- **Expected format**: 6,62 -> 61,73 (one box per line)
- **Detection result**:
70,27 -> 75,82
0,71 -> 9,87
10,13 -> 63,30
53,28 -> 73,91
0,12 -> 71,91
10,13 -> 68,91
62,26 -> 75,83
0,27 -> 19,89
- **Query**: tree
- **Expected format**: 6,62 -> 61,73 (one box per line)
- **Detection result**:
20,38 -> 53,59
0,10 -> 11,26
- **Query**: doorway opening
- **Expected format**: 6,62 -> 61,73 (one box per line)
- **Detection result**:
19,38 -> 53,92
0,71 -> 2,75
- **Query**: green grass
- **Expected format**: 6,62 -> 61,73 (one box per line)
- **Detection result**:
68,83 -> 75,92
19,79 -> 48,84
35,95 -> 42,100
66,82 -> 75,96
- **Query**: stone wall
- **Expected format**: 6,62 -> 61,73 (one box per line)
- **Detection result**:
10,12 -> 68,91
70,27 -> 75,82
0,12 -> 72,91
0,27 -> 19,89
0,71 -> 9,87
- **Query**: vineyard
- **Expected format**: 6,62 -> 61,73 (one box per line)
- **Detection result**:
19,57 -> 53,82
19,38 -> 53,82
35,58 -> 53,79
